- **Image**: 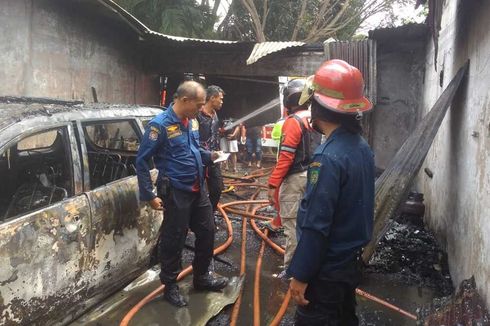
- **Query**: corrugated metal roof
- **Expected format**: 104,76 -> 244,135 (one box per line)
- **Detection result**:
146,30 -> 238,44
91,1 -> 311,63
246,41 -> 305,65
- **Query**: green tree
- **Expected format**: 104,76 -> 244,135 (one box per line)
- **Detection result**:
117,0 -> 416,42
218,0 -> 413,42
116,0 -> 220,39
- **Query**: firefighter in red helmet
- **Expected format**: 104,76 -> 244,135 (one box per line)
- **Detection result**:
288,60 -> 375,326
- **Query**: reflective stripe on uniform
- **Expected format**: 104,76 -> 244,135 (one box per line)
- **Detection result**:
280,145 -> 297,153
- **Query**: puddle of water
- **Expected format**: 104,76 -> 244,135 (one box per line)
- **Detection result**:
358,273 -> 434,326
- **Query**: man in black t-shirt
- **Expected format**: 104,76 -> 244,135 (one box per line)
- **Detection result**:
197,85 -> 225,211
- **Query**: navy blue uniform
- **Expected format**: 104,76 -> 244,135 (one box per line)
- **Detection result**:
287,127 -> 375,326
136,105 -> 211,200
136,105 -> 215,285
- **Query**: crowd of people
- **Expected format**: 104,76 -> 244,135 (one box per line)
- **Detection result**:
136,59 -> 375,325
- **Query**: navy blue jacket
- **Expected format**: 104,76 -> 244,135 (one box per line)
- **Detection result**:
136,105 -> 212,201
287,127 -> 375,283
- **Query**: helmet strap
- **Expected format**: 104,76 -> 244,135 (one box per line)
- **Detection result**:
355,110 -> 363,120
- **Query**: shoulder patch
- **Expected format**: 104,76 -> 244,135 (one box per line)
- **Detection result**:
191,119 -> 199,131
149,130 -> 159,141
150,126 -> 161,134
309,168 -> 319,185
166,124 -> 182,139
308,161 -> 321,185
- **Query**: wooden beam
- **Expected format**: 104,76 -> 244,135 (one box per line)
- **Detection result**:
362,61 -> 469,263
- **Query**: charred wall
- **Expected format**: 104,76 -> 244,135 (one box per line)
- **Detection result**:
0,0 -> 159,105
416,0 -> 490,310
369,24 -> 428,170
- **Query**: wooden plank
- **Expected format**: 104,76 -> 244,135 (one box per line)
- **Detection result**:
362,61 -> 469,263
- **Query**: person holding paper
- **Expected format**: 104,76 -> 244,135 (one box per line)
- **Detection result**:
136,81 -> 228,308
198,85 -> 225,212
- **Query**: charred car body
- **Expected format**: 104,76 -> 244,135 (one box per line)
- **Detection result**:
0,97 -> 162,325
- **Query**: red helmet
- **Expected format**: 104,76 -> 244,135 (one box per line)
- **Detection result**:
299,59 -> 372,115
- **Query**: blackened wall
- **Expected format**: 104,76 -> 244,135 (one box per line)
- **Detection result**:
0,0 -> 159,104
369,25 -> 428,170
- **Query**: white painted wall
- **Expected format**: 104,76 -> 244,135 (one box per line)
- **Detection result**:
417,0 -> 490,307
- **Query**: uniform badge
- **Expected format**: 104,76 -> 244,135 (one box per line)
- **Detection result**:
309,169 -> 319,185
166,124 -> 182,139
149,130 -> 159,141
191,119 -> 199,131
309,161 -> 321,185
148,126 -> 161,141
150,126 -> 161,133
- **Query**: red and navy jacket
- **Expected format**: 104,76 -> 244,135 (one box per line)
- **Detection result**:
268,109 -> 313,188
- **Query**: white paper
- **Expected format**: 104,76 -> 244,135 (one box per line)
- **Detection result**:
213,151 -> 230,163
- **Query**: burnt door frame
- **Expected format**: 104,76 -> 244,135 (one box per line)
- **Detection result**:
0,121 -> 93,325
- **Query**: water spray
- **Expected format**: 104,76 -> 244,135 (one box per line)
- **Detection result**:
224,98 -> 280,131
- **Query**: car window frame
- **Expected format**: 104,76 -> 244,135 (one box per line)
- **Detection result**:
0,122 -> 83,223
76,117 -> 144,191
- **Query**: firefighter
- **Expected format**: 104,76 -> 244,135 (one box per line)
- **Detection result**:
136,81 -> 228,308
198,85 -> 225,213
287,60 -> 375,325
267,78 -> 320,277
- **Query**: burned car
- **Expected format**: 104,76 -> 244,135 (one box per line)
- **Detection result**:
0,97 -> 162,325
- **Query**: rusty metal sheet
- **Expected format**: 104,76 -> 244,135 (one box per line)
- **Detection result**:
324,40 -> 377,105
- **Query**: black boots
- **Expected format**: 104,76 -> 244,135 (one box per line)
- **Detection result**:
163,272 -> 228,308
163,283 -> 188,307
193,271 -> 228,291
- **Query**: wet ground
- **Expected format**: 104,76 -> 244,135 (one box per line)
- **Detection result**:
71,161 -> 458,325
193,163 -> 456,325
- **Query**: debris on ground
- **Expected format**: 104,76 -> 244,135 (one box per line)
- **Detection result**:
366,216 -> 453,297
419,277 -> 490,325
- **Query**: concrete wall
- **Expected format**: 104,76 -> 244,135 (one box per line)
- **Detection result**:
370,30 -> 427,170
0,0 -> 159,104
417,0 -> 490,308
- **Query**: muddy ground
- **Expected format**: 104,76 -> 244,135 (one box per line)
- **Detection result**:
71,161 -> 481,325
185,165 -> 457,325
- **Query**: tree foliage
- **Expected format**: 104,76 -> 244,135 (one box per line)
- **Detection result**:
116,0 -> 415,42
116,0 -> 219,38
219,0 -> 413,42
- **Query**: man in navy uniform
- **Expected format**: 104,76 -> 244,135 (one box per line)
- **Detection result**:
287,60 -> 375,325
136,81 -> 228,307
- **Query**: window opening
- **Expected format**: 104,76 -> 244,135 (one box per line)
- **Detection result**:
0,127 -> 74,222
82,120 -> 141,189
